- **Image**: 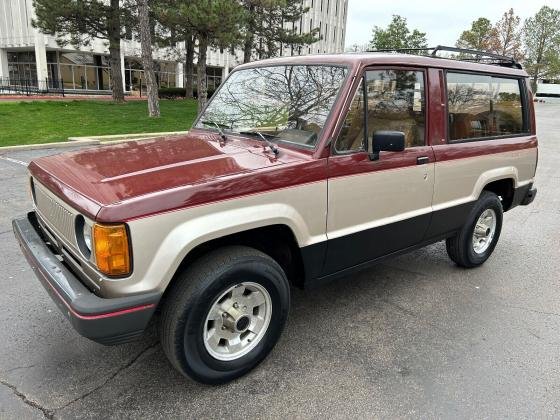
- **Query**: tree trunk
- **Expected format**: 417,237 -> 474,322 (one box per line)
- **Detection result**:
185,33 -> 195,99
197,33 -> 209,113
532,70 -> 539,94
108,0 -> 125,103
137,0 -> 160,117
243,4 -> 255,63
243,32 -> 253,63
532,37 -> 545,94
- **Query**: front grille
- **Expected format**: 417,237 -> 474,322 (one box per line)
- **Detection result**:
34,184 -> 75,244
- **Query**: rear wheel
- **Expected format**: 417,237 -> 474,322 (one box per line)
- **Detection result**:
446,191 -> 503,268
159,246 -> 290,384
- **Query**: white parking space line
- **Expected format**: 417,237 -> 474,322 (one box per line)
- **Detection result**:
0,156 -> 28,167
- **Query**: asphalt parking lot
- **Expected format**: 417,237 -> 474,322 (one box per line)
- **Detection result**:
0,103 -> 559,419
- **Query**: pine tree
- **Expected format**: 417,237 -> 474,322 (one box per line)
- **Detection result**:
32,0 -> 130,102
369,15 -> 427,51
456,18 -> 496,51
155,0 -> 244,111
242,0 -> 320,62
185,1 -> 245,111
153,0 -> 196,99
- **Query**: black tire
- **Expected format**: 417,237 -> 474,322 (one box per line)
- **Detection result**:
446,191 -> 503,268
159,246 -> 290,384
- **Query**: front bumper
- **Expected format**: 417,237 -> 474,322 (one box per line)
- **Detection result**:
12,212 -> 161,345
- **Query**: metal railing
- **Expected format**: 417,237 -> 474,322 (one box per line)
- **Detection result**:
0,77 -> 65,96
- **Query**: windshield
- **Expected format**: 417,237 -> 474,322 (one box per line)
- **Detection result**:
195,65 -> 348,147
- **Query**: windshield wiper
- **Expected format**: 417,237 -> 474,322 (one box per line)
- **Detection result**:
200,120 -> 227,142
238,130 -> 279,155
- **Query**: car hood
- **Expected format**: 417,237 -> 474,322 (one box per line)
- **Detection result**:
29,130 -> 306,220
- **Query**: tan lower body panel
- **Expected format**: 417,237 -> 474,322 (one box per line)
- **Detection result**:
327,163 -> 434,239
101,180 -> 328,297
433,148 -> 536,211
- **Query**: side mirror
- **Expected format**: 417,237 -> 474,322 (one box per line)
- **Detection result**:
369,131 -> 405,161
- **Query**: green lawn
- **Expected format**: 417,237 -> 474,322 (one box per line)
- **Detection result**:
0,99 -> 198,147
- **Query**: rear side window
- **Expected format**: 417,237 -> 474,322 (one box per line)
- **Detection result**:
447,72 -> 526,141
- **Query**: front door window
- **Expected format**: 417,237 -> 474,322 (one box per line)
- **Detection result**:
365,69 -> 426,148
335,69 -> 426,152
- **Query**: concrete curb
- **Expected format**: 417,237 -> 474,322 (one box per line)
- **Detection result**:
0,131 -> 189,153
67,131 -> 189,142
0,139 -> 100,153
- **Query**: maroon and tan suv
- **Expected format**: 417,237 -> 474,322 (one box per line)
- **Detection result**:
13,47 -> 537,384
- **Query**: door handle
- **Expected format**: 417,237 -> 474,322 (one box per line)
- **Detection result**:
417,156 -> 430,165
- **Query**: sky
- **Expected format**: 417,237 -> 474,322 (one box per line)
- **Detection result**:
344,0 -> 560,49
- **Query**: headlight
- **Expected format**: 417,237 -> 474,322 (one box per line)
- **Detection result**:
83,223 -> 92,252
75,215 -> 92,259
29,177 -> 36,204
93,223 -> 131,276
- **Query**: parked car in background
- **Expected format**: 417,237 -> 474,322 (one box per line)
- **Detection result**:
13,47 -> 537,384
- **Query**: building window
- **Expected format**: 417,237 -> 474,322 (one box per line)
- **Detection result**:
54,53 -> 112,91
125,59 -> 179,93
7,51 -> 37,83
189,66 -> 223,93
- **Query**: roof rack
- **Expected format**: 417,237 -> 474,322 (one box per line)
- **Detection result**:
365,45 -> 522,69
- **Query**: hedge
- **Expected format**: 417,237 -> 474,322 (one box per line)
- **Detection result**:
158,87 -> 216,99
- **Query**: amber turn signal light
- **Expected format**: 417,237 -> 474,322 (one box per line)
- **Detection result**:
93,223 -> 131,276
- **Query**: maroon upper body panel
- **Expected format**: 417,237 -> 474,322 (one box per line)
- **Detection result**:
29,131 -> 322,221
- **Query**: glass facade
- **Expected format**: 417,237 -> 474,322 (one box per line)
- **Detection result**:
54,52 -> 111,91
5,49 -> 224,93
205,66 -> 222,91
124,59 -> 179,94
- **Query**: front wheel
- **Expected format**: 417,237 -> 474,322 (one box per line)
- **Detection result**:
446,191 -> 503,268
159,246 -> 290,384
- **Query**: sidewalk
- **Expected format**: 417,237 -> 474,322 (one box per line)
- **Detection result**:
0,95 -> 148,102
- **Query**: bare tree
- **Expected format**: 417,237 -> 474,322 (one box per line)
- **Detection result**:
137,0 -> 160,117
489,9 -> 523,60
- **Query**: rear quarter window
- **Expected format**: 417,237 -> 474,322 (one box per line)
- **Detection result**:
446,72 -> 527,142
